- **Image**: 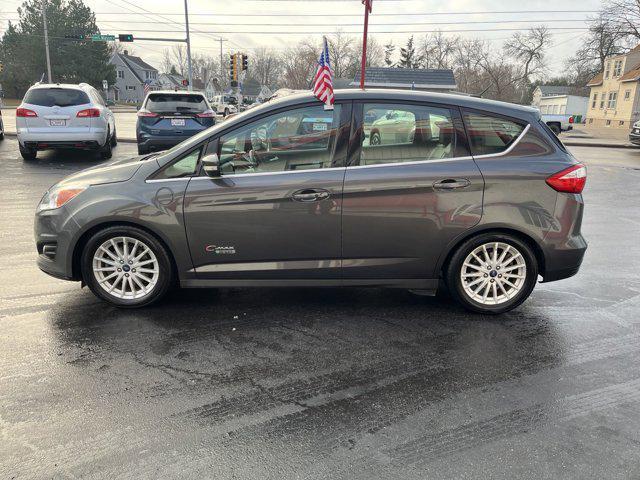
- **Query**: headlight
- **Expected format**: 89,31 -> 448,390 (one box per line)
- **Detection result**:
38,185 -> 87,212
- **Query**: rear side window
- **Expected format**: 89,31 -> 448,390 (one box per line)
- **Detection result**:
23,88 -> 90,107
359,103 -> 457,166
538,120 -> 568,153
464,112 -> 525,156
145,94 -> 207,114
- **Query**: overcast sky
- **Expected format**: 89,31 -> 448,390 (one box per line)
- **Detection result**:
1,0 -> 603,78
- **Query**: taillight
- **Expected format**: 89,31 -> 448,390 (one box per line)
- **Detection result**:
77,108 -> 101,118
137,109 -> 158,117
196,110 -> 216,118
569,116 -> 574,124
546,164 -> 587,194
16,108 -> 38,117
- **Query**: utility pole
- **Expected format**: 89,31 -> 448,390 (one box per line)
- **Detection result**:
42,0 -> 52,83
183,0 -> 193,91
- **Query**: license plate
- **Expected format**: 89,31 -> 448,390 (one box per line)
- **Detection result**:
49,119 -> 66,127
171,119 -> 186,127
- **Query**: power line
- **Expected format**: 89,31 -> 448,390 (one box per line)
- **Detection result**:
50,27 -> 588,34
0,9 -> 600,17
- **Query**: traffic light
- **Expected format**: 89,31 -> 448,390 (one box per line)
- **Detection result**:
229,53 -> 238,82
242,54 -> 248,71
118,34 -> 134,42
0,63 -> 3,73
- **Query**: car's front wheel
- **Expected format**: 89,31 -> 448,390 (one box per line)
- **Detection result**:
445,233 -> 538,314
81,226 -> 173,307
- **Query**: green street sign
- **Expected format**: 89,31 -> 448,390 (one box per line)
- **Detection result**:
91,34 -> 115,42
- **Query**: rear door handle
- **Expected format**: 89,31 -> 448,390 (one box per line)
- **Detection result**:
433,178 -> 471,190
292,189 -> 330,202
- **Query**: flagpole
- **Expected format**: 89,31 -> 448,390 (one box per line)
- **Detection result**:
360,0 -> 372,90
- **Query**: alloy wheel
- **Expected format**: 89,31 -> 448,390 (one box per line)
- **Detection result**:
92,236 -> 159,300
460,242 -> 527,305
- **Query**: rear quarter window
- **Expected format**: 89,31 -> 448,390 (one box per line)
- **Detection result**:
23,88 -> 90,107
464,111 -> 526,156
145,94 -> 207,113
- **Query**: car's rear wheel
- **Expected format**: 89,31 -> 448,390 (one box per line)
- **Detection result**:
548,123 -> 561,135
19,143 -> 37,161
138,145 -> 148,155
81,226 -> 173,307
110,127 -> 117,146
100,128 -> 113,159
370,131 -> 381,145
445,233 -> 538,314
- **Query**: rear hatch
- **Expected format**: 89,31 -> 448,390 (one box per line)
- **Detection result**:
138,93 -> 215,136
21,88 -> 93,134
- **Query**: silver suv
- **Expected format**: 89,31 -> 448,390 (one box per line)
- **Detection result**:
16,83 -> 116,161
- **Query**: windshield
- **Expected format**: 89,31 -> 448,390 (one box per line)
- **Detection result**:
24,88 -> 90,107
145,94 -> 207,114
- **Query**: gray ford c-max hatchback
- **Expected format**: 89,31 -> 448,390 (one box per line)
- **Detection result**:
35,89 -> 587,314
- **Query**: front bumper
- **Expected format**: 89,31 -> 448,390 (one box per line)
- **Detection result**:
35,205 -> 80,281
629,130 -> 640,145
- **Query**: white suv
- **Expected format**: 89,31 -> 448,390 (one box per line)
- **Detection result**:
16,83 -> 116,161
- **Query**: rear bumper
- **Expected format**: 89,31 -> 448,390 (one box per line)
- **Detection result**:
24,140 -> 101,151
541,234 -> 587,283
137,134 -> 196,151
17,129 -> 106,147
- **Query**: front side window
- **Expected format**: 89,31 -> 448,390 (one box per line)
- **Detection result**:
360,103 -> 456,165
464,111 -> 526,156
155,147 -> 202,179
217,104 -> 341,175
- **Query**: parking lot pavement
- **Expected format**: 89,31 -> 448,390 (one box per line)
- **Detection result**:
1,137 -> 639,479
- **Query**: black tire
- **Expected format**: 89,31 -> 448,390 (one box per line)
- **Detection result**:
99,128 -> 113,159
81,226 -> 173,308
138,145 -> 148,155
445,232 -> 538,314
224,108 -> 229,117
19,143 -> 37,161
548,123 -> 561,135
370,131 -> 381,145
110,127 -> 117,146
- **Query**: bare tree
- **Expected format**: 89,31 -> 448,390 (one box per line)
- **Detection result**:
349,36 -> 384,77
327,31 -> 356,78
566,13 -> 630,82
251,47 -> 283,88
504,26 -> 552,101
452,39 -> 487,95
281,42 -> 317,89
171,44 -> 187,77
160,48 -> 173,74
420,31 -> 459,69
602,0 -> 640,40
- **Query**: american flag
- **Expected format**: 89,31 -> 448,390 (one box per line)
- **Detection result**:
313,36 -> 334,109
143,81 -> 150,96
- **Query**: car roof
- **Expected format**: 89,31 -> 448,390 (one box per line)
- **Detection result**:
28,83 -> 88,91
147,90 -> 206,96
258,88 -> 540,121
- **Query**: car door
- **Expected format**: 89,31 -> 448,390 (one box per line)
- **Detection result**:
341,101 -> 484,282
183,102 -> 351,281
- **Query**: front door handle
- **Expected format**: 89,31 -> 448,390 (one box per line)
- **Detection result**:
433,178 -> 471,190
292,189 -> 330,202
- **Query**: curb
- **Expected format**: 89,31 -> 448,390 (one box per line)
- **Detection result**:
2,130 -> 636,149
563,140 -> 637,149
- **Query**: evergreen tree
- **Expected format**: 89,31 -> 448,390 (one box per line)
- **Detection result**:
0,0 -> 115,98
384,42 -> 395,67
397,36 -> 423,69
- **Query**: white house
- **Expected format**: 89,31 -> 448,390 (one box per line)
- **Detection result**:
109,50 -> 159,103
538,95 -> 589,120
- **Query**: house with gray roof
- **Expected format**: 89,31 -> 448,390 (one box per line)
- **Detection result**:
350,67 -> 457,92
109,50 -> 159,103
531,85 -> 571,107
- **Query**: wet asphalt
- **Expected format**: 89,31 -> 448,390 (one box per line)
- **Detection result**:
1,137 -> 639,479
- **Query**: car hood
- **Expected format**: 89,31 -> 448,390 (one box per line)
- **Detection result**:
57,156 -> 144,187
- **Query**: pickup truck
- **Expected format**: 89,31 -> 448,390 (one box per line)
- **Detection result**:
541,114 -> 575,135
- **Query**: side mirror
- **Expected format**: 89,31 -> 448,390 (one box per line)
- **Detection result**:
202,153 -> 221,177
